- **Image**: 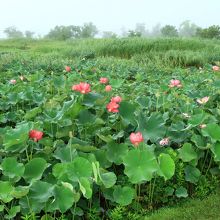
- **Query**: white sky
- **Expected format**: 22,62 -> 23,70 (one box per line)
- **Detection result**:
0,0 -> 219,37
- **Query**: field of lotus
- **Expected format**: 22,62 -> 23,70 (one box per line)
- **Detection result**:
0,38 -> 220,219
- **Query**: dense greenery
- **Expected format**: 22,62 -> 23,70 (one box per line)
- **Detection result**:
0,38 -> 220,219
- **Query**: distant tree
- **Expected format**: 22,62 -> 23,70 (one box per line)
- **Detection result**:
161,25 -> 178,37
102,31 -> 117,38
135,23 -> 150,37
151,23 -> 162,37
80,22 -> 98,38
46,25 -> 81,40
196,25 -> 220,39
179,20 -> 199,37
25,31 -> 35,38
4,26 -> 24,38
127,30 -> 142,37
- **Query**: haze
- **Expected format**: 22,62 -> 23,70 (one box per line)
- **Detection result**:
0,0 -> 219,37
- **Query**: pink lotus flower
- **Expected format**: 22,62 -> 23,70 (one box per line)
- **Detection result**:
72,82 -> 91,94
212,66 -> 219,71
130,132 -> 144,147
169,79 -> 182,88
111,96 -> 122,103
199,124 -> 207,129
105,85 -> 112,92
196,96 -> 209,104
10,79 -> 16,84
100,77 -> 108,84
159,138 -> 169,146
106,101 -> 119,113
29,130 -> 43,142
65,66 -> 71,72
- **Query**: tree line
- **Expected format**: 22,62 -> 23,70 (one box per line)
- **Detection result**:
3,21 -> 220,40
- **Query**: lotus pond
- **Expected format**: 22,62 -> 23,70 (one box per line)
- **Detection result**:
0,38 -> 220,219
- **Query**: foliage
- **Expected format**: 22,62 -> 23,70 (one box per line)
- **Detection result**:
161,25 -> 178,37
196,25 -> 220,39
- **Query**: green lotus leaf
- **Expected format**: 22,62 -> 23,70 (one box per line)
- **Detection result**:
157,153 -> 175,181
211,142 -> 220,161
53,146 -> 78,162
185,165 -> 201,184
50,185 -> 75,213
175,186 -> 188,198
188,113 -> 207,127
1,157 -> 24,180
4,205 -> 20,219
99,172 -> 117,188
113,185 -> 135,206
24,107 -> 42,120
0,181 -> 14,203
119,101 -> 137,124
23,158 -> 48,183
202,124 -> 220,142
79,177 -> 92,199
67,157 -> 92,182
123,148 -> 158,184
178,143 -> 197,162
137,112 -> 166,142
106,142 -> 128,165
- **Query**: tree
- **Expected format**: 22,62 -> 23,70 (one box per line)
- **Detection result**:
179,20 -> 198,37
46,25 -> 81,40
80,22 -> 98,38
161,25 -> 178,37
25,31 -> 35,38
127,30 -> 142,37
151,23 -> 162,37
102,31 -> 117,38
4,26 -> 24,38
196,25 -> 220,39
135,23 -> 150,37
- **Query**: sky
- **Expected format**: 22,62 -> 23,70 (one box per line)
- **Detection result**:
0,0 -> 220,37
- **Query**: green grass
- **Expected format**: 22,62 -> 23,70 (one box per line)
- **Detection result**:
145,191 -> 220,220
0,37 -> 220,68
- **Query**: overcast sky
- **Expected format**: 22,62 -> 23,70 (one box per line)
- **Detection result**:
0,0 -> 219,37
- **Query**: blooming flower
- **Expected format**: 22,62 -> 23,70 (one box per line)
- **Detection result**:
199,124 -> 207,129
65,66 -> 71,72
196,96 -> 209,104
105,85 -> 112,92
111,96 -> 122,103
19,75 -> 25,81
29,130 -> 43,142
159,138 -> 169,146
10,79 -> 16,84
169,79 -> 182,88
99,77 -> 108,84
212,65 -> 219,71
72,82 -> 91,94
106,101 -> 119,113
130,132 -> 144,147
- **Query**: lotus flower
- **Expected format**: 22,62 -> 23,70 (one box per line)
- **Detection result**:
10,79 -> 16,84
159,138 -> 169,146
72,82 -> 91,94
29,130 -> 43,142
212,66 -> 219,71
199,124 -> 207,129
105,85 -> 112,92
111,96 -> 122,103
169,79 -> 182,88
100,77 -> 108,84
130,132 -> 144,147
196,96 -> 209,104
106,101 -> 119,113
65,66 -> 71,72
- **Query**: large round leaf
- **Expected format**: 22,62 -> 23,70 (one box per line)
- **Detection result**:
78,177 -> 92,199
106,142 -> 128,165
202,124 -> 220,142
211,142 -> 220,161
137,112 -> 166,142
157,153 -> 175,181
0,181 -> 14,203
119,101 -> 137,125
123,148 -> 158,184
185,165 -> 201,184
99,172 -> 117,188
67,157 -> 92,182
178,143 -> 197,162
1,157 -> 24,180
23,158 -> 48,183
113,186 -> 135,206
